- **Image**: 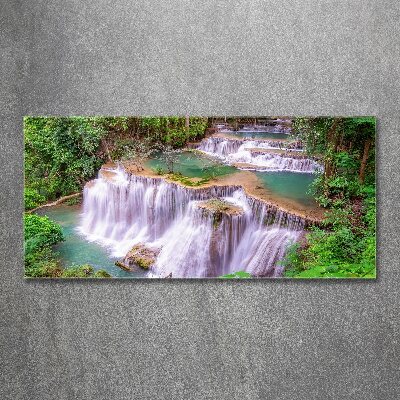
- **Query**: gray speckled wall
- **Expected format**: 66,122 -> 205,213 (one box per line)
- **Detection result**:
1,1 -> 399,399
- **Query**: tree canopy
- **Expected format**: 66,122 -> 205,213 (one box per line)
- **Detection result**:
283,117 -> 376,278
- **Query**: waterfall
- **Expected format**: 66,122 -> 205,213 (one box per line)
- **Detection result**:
197,137 -> 322,173
79,166 -> 305,278
198,137 -> 245,156
198,137 -> 286,157
228,152 -> 321,172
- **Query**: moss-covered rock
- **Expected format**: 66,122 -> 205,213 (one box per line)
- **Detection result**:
167,173 -> 210,187
121,243 -> 160,270
197,198 -> 243,229
198,198 -> 243,216
93,269 -> 112,278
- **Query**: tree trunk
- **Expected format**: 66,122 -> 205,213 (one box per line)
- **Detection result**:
324,158 -> 333,180
348,141 -> 353,152
327,119 -> 339,144
359,138 -> 371,183
323,119 -> 340,179
339,134 -> 344,150
185,115 -> 190,131
27,193 -> 81,213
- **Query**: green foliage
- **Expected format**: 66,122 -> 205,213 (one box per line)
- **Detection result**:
62,264 -> 94,278
293,116 -> 375,206
284,116 -> 376,278
140,116 -> 207,147
61,264 -> 111,278
283,190 -> 376,278
24,116 -> 209,203
278,242 -> 302,277
24,116 -> 107,200
219,271 -> 252,279
24,214 -> 64,250
167,173 -> 210,187
64,196 -> 82,206
94,269 -> 112,278
310,174 -> 363,208
24,246 -> 63,278
24,116 -> 376,279
23,116 -> 209,279
334,151 -> 358,174
153,166 -> 165,175
24,214 -> 65,277
24,188 -> 45,210
164,129 -> 189,147
24,213 -> 110,278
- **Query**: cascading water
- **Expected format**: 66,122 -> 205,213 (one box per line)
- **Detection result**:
79,165 -> 305,278
228,152 -> 321,173
198,137 -> 286,156
197,137 -> 322,173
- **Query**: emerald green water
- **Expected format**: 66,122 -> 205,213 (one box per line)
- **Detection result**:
146,151 -> 237,178
148,152 -> 316,207
255,171 -> 317,207
37,205 -> 144,278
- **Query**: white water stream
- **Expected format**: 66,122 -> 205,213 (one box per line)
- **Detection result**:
198,137 -> 322,173
79,165 -> 304,277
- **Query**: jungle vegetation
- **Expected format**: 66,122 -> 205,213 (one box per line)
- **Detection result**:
24,116 -> 207,277
24,116 -> 208,207
282,117 -> 376,278
24,116 -> 375,278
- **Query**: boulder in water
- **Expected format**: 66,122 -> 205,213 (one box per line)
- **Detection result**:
120,243 -> 160,270
197,198 -> 243,229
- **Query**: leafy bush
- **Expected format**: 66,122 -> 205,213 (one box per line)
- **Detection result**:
61,265 -> 94,278
164,129 -> 187,147
24,188 -> 45,210
282,195 -> 376,279
24,214 -> 64,250
24,117 -> 106,200
334,151 -> 358,175
278,242 -> 302,277
283,175 -> 376,279
24,214 -> 65,277
24,246 -> 63,278
62,265 -> 111,278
